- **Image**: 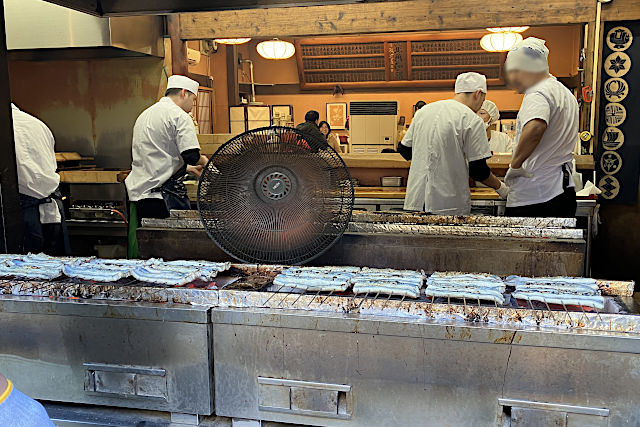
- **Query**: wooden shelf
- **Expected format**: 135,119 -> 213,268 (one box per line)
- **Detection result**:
342,153 -> 595,171
59,169 -> 129,183
411,50 -> 490,56
302,53 -> 385,59
304,67 -> 386,73
353,186 -> 499,200
411,63 -> 500,70
341,153 -> 410,169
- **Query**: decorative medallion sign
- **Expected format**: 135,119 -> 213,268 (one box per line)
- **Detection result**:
604,77 -> 629,102
598,175 -> 621,200
600,151 -> 623,175
602,127 -> 625,151
607,26 -> 633,52
604,102 -> 627,126
605,51 -> 631,77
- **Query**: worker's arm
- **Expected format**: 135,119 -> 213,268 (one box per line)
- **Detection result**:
511,119 -> 547,169
397,142 -> 412,160
469,158 -> 501,190
181,148 -> 201,166
469,158 -> 509,198
397,121 -> 415,160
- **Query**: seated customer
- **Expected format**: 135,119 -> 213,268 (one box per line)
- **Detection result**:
0,373 -> 56,426
318,121 -> 342,152
296,110 -> 328,150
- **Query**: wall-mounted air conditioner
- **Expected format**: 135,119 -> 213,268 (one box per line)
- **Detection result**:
349,101 -> 398,154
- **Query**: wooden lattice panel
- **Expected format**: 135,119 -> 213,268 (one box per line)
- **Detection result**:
296,33 -> 505,89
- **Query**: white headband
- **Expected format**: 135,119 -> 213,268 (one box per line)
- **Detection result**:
505,37 -> 549,73
454,72 -> 487,94
167,75 -> 199,95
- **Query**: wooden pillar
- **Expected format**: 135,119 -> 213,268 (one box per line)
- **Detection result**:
0,0 -> 23,253
167,14 -> 188,76
226,45 -> 240,107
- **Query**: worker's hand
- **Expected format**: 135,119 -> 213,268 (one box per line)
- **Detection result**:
186,164 -> 204,178
198,155 -> 209,166
495,182 -> 510,199
505,166 -> 533,185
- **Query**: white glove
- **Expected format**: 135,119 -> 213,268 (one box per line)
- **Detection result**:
495,182 -> 510,199
505,166 -> 533,184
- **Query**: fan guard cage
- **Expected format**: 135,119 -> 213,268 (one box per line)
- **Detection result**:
197,126 -> 354,265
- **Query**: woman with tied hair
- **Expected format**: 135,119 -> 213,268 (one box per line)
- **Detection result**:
477,100 -> 514,153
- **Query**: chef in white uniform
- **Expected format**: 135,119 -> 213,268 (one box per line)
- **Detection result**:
13,103 -> 69,255
477,100 -> 514,153
503,37 -> 578,218
399,72 -> 509,215
125,75 -> 208,220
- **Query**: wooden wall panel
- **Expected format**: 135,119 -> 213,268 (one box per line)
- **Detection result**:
180,0 -> 596,39
295,33 -> 504,89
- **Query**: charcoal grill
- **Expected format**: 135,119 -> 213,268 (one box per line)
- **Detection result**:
1,262 -> 639,426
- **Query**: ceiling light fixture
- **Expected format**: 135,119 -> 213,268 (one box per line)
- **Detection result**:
486,26 -> 530,33
480,31 -> 523,52
256,39 -> 296,60
214,38 -> 252,45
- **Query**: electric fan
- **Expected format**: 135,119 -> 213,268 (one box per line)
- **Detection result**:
197,126 -> 354,264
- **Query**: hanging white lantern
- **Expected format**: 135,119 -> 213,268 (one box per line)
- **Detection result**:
256,39 -> 296,60
480,32 -> 523,52
214,38 -> 252,45
486,26 -> 530,33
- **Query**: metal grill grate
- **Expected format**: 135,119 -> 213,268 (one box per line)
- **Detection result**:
197,126 -> 354,265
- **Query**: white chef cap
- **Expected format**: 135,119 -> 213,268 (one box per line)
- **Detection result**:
480,100 -> 500,123
454,72 -> 487,94
167,74 -> 199,95
505,37 -> 549,73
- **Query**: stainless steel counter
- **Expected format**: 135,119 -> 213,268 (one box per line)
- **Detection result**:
0,296 -> 214,418
0,268 -> 638,426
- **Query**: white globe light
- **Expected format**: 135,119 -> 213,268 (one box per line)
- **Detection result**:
487,26 -> 530,33
214,38 -> 252,45
256,39 -> 296,60
480,32 -> 523,52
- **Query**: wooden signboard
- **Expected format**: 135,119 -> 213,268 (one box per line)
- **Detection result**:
295,33 -> 505,90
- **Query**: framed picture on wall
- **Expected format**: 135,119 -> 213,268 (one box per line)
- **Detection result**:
272,105 -> 293,120
326,102 -> 347,130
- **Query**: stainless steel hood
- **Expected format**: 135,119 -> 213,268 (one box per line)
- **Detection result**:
4,0 -> 163,60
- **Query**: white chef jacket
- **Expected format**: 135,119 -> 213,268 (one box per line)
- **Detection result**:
488,130 -> 514,153
125,97 -> 201,202
12,104 -> 61,224
401,99 -> 492,215
506,76 -> 578,207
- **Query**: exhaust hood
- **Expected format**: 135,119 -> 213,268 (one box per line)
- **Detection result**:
4,0 -> 163,60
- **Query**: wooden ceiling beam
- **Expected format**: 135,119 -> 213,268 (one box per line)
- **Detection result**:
180,0 -> 596,40
601,0 -> 640,21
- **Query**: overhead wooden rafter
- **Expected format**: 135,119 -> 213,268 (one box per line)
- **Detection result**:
42,0 -> 384,16
601,0 -> 640,21
180,0 -> 596,40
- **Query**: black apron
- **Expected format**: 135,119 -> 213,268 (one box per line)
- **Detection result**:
151,167 -> 191,213
19,189 -> 71,255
